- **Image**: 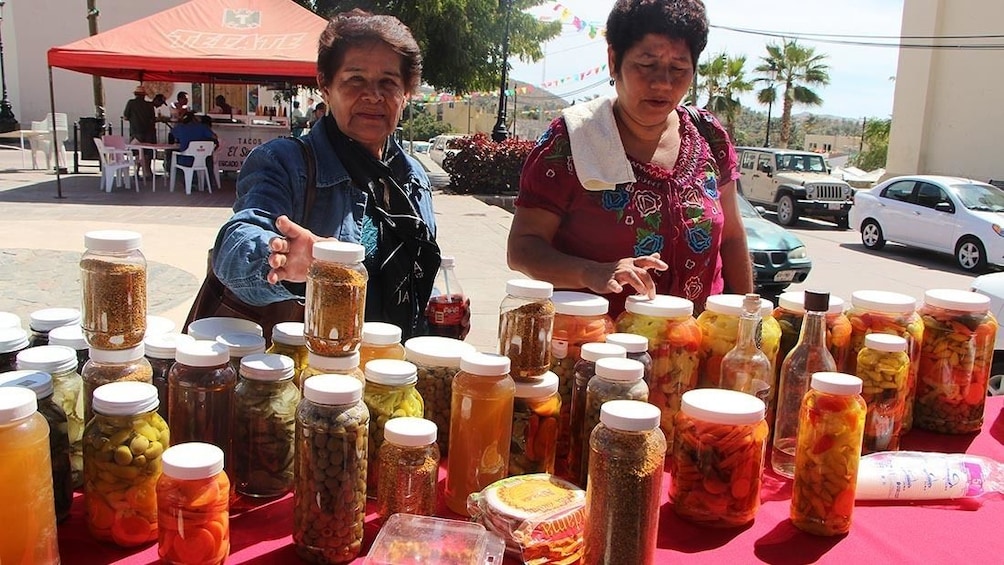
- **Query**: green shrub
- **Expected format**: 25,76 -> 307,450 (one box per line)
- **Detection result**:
445,133 -> 536,195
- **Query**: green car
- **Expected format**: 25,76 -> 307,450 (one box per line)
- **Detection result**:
738,193 -> 813,295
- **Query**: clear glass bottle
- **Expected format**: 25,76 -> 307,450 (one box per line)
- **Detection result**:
305,241 -> 368,356
772,290 -> 837,478
580,357 -> 649,487
234,353 -> 299,497
404,335 -> 476,456
567,342 -> 625,485
144,332 -> 196,423
719,293 -> 774,404
697,294 -> 781,389
168,340 -> 237,472
216,331 -> 266,372
510,371 -> 561,476
0,327 -> 29,372
857,333 -> 909,453
27,307 -> 81,347
157,442 -> 230,565
48,324 -> 90,375
186,316 -> 263,342
266,321 -> 309,383
445,352 -> 515,516
81,343 -> 153,422
499,279 -> 555,380
363,359 -> 424,496
83,381 -> 165,547
359,322 -> 406,368
583,400 -> 665,565
791,372 -> 866,536
425,256 -> 471,340
377,416 -> 439,520
774,291 -> 852,373
298,350 -> 364,390
80,230 -> 147,350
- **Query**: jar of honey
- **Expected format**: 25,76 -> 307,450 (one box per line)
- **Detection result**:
216,332 -> 266,373
144,332 -> 196,422
360,322 -> 406,368
157,442 -> 230,565
168,340 -> 237,469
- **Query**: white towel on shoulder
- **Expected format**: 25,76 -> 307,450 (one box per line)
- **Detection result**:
561,96 -> 634,191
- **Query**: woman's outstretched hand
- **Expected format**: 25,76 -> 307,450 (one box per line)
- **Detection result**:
267,215 -> 323,284
583,253 -> 668,299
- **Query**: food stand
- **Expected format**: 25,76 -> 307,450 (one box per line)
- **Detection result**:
209,115 -> 289,172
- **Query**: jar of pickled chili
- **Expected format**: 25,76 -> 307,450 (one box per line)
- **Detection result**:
697,294 -> 781,390
80,230 -> 147,350
567,342 -> 625,485
376,416 -> 439,520
216,332 -> 266,373
305,241 -> 368,356
363,359 -> 424,496
791,372 -> 866,536
28,307 -> 81,347
360,322 -> 406,368
499,279 -> 555,380
81,343 -> 153,422
857,333 -> 909,453
671,388 -> 767,527
914,289 -> 997,434
144,333 -> 196,423
579,357 -> 649,487
404,335 -> 475,456
157,442 -> 230,565
266,322 -> 308,382
83,381 -> 166,547
510,371 -> 561,476
774,291 -> 852,373
0,327 -> 29,373
298,350 -> 364,390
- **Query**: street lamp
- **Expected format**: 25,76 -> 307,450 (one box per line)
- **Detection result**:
491,0 -> 514,142
0,0 -> 19,133
763,62 -> 777,148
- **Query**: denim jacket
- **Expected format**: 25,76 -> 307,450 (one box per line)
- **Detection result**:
212,120 -> 436,307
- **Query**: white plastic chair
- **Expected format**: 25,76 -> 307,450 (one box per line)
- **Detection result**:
94,137 -> 138,193
27,113 -> 70,170
169,141 -> 216,195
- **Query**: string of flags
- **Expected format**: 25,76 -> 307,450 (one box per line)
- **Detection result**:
542,2 -> 604,39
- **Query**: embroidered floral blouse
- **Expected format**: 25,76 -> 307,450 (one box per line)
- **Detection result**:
515,106 -> 739,316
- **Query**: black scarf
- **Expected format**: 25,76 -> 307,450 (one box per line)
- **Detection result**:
324,115 -> 441,339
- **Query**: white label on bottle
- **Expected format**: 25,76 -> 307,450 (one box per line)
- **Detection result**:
856,452 -> 984,500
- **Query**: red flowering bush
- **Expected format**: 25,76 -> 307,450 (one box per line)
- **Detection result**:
444,133 -> 535,195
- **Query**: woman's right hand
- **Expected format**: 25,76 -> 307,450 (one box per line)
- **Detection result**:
266,215 -> 323,284
583,253 -> 669,299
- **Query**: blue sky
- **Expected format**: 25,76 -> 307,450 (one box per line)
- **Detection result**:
509,0 -> 904,120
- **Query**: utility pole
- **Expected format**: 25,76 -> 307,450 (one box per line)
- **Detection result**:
86,0 -> 105,119
0,0 -> 18,133
859,117 -> 867,155
491,0 -> 513,142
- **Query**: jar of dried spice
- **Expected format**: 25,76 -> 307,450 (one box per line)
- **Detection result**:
168,340 -> 237,469
774,291 -> 852,374
80,230 -> 147,350
298,350 -> 364,390
216,332 -> 266,373
404,335 -> 476,456
0,327 -> 29,373
305,241 -> 368,356
376,416 -> 439,520
360,322 -> 406,368
48,324 -> 89,375
157,442 -> 230,565
579,357 -> 649,486
28,307 -> 81,347
144,333 -> 196,423
499,279 -> 555,380
81,343 -> 153,422
566,342 -> 625,485
363,359 -> 424,496
267,322 -> 308,382
510,371 -> 561,476
857,333 -> 909,453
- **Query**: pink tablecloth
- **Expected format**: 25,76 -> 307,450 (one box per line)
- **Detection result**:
60,397 -> 1004,564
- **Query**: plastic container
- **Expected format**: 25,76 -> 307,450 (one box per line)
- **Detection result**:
157,442 -> 230,565
363,359 -> 424,495
47,324 -> 89,374
364,514 -> 505,565
81,343 -> 153,421
404,335 -> 476,455
359,322 -> 406,368
604,332 -> 652,384
425,256 -> 471,340
168,340 -> 237,467
80,230 -> 147,350
498,279 -> 555,380
0,310 -> 21,330
298,351 -> 364,391
376,416 -> 439,520
857,334 -> 910,453
28,307 -> 81,347
579,357 -> 649,486
144,332 -> 196,422
83,381 -> 165,546
774,291 -> 852,373
305,241 -> 368,355
566,342 -> 625,485
914,289 -> 997,434
697,294 -> 781,389
266,321 -> 309,383
187,316 -> 263,341
510,371 -> 561,476
0,326 -> 29,372
216,331 -> 267,372
145,315 -> 176,337
671,389 -> 768,527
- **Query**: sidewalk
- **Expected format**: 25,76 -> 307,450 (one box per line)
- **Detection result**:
0,145 -> 518,351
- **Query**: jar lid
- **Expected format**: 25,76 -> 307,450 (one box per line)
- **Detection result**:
384,416 -> 437,447
851,290 -> 917,314
514,371 -> 559,398
47,325 -> 86,350
16,345 -> 78,375
604,333 -> 648,353
404,336 -> 476,367
0,386 -> 37,423
924,289 -> 990,313
864,333 -> 907,352
0,311 -> 21,330
0,327 -> 29,354
459,351 -> 510,376
505,279 -> 553,300
595,357 -> 645,382
143,333 -> 196,360
362,322 -> 402,346
681,388 -> 765,425
599,400 -> 660,431
145,315 -> 176,337
810,372 -> 863,395
0,370 -> 54,399
303,374 -> 363,405
92,381 -> 159,416
29,307 -> 81,332
88,343 -> 145,363
778,291 -> 845,315
579,342 -> 626,363
161,442 -> 225,481
84,229 -> 142,252
624,294 -> 693,318
216,332 -> 267,357
705,294 -> 773,317
365,359 -> 418,386
272,322 -> 306,347
552,291 -> 609,316
186,317 -> 263,341
307,350 -> 360,372
175,340 -> 230,367
312,240 -> 365,263
240,353 -> 295,381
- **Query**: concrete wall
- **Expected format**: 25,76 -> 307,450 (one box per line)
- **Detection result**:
805,134 -> 862,157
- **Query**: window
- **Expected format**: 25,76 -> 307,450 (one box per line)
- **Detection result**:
882,180 -> 915,203
741,151 -> 756,170
758,155 -> 773,173
916,182 -> 949,210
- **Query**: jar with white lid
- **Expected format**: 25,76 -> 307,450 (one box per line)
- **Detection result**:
774,291 -> 853,373
0,311 -> 21,330
567,342 -> 625,485
48,324 -> 89,374
187,316 -> 263,341
216,331 -> 267,372
28,307 -> 81,347
857,333 -> 909,453
168,340 -> 237,468
363,359 -> 424,496
145,315 -> 176,337
579,357 -> 649,487
510,371 -> 561,476
604,332 -> 652,384
305,241 -> 368,356
80,230 -> 147,350
157,442 -> 230,565
144,332 -> 196,422
697,294 -> 781,389
298,350 -> 364,389
377,416 -> 439,520
81,343 -> 153,421
0,327 -> 30,372
360,322 -> 406,368
404,335 -> 476,455
234,353 -> 299,497
499,279 -> 555,379
671,388 -> 768,527
266,321 -> 308,381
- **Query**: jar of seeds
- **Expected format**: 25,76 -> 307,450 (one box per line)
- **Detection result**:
510,371 -> 561,476
360,322 -> 406,368
298,351 -> 364,390
566,342 -> 625,485
81,343 -> 153,422
216,332 -> 266,372
144,333 -> 196,422
0,327 -> 29,372
404,335 -> 476,455
376,416 -> 439,520
363,359 -> 424,496
80,230 -> 147,350
499,279 -> 556,380
579,357 -> 649,486
305,241 -> 367,356
267,322 -> 308,382
48,324 -> 89,375
28,307 -> 81,347
157,443 -> 230,565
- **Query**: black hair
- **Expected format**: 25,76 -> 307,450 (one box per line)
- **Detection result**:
317,9 -> 422,93
606,0 -> 709,73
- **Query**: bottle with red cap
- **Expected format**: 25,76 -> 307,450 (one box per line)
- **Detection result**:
425,256 -> 470,340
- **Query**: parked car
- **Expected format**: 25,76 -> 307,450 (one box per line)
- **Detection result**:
968,271 -> 1004,380
849,175 -> 1004,272
738,193 -> 813,294
429,134 -> 464,169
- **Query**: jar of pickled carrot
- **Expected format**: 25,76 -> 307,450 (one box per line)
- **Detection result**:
857,334 -> 909,453
791,372 -> 866,536
774,291 -> 852,373
83,381 -> 166,547
360,322 -> 406,368
697,294 -> 781,390
510,371 -> 561,476
298,350 -> 364,390
157,442 -> 230,565
914,289 -> 997,434
671,388 -> 768,527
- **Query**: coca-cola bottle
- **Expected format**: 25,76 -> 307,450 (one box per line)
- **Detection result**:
425,256 -> 469,340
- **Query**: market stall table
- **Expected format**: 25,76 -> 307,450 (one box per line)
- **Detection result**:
57,397 -> 1004,564
123,143 -> 179,192
0,129 -> 45,169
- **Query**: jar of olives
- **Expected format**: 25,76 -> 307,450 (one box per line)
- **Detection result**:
376,416 -> 439,520
157,442 -> 230,565
510,371 -> 561,476
298,350 -> 364,390
81,343 -> 153,422
267,322 -> 308,382
0,327 -> 29,372
80,230 -> 147,350
144,333 -> 196,423
499,279 -> 556,380
404,335 -> 476,456
774,291 -> 852,374
360,322 -> 406,368
363,359 -> 424,496
216,332 -> 266,372
28,307 -> 81,347
48,324 -> 89,375
305,241 -> 368,356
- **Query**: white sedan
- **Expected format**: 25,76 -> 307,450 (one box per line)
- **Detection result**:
849,175 -> 1004,272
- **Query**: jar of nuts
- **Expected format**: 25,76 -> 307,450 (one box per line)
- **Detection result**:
377,416 -> 439,520
360,322 -> 406,368
298,350 -> 364,390
363,359 -> 424,497
80,230 -> 147,350
404,335 -> 476,456
499,279 -> 555,380
305,241 -> 367,356
510,371 -> 561,476
579,357 -> 649,487
857,333 -> 909,453
81,343 -> 153,423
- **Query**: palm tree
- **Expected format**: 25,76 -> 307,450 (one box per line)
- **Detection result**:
755,40 -> 830,148
698,53 -> 753,139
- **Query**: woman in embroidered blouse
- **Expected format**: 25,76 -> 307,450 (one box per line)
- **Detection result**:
507,0 -> 752,316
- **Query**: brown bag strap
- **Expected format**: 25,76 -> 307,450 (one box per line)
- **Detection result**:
293,136 -> 317,227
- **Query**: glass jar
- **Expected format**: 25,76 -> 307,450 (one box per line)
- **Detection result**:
583,400 -> 665,565
510,371 -> 561,476
144,332 -> 196,423
305,241 -> 368,356
81,343 -> 153,422
671,388 -> 768,527
234,353 -> 299,498
187,316 -> 263,341
0,387 -> 60,565
774,291 -> 853,373
145,315 -> 176,337
168,340 -> 237,469
216,331 -> 266,372
363,359 -> 424,496
360,322 -> 406,368
298,350 -> 364,390
791,373 -> 866,536
17,344 -> 85,487
376,416 -> 439,520
157,442 -> 230,565
80,230 -> 147,349
579,358 -> 649,487
83,381 -> 165,547
915,289 -> 997,434
404,335 -> 476,455
48,324 -> 90,375
697,294 -> 781,388
857,334 -> 910,453
604,332 -> 653,385
445,352 -> 515,516
28,307 -> 81,347
567,342 -> 625,484
0,370 -> 73,523
0,327 -> 29,372
294,375 -> 369,564
499,279 -> 555,380
0,310 -> 21,329
267,321 -> 309,382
